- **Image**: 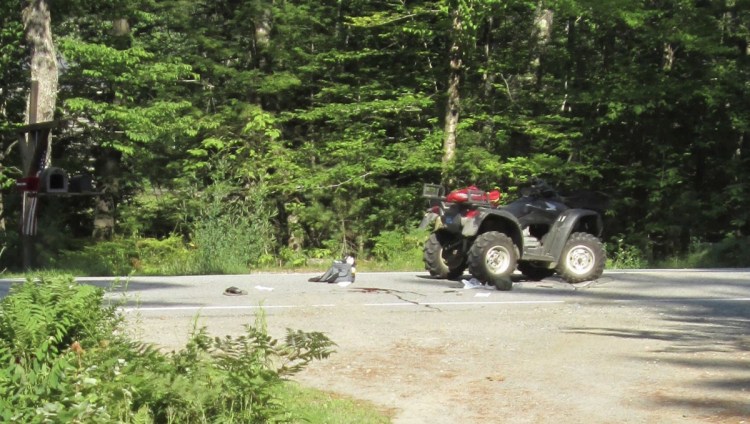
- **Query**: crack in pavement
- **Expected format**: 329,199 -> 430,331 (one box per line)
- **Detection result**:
348,287 -> 442,311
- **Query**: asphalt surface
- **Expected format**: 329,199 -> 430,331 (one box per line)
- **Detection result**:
1,269 -> 749,423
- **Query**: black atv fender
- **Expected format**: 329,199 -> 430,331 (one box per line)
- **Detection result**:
470,209 -> 524,249
418,212 -> 440,230
542,209 -> 603,261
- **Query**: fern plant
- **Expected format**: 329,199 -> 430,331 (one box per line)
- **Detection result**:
0,276 -> 337,423
0,275 -> 118,363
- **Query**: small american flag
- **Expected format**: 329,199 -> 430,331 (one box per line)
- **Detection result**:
21,192 -> 38,236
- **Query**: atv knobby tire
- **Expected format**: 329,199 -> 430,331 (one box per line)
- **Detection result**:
517,262 -> 555,281
423,231 -> 467,279
468,231 -> 517,291
556,232 -> 606,284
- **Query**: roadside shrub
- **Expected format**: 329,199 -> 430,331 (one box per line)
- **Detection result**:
0,275 -> 337,423
189,177 -> 276,274
133,235 -> 194,275
605,236 -> 646,269
371,228 -> 427,270
0,275 -> 122,422
50,235 -> 195,276
0,275 -> 118,364
51,238 -> 136,276
277,246 -> 307,268
657,236 -> 750,268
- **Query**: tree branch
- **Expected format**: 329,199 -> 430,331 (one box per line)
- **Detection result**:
303,172 -> 374,191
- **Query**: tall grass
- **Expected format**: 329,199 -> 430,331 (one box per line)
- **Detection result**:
189,172 -> 276,275
369,228 -> 427,271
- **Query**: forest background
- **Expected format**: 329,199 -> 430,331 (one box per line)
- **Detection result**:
1,0 -> 748,275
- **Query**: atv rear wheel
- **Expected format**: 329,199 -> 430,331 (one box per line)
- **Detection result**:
468,231 -> 518,291
423,231 -> 467,279
556,232 -> 606,284
517,262 -> 555,281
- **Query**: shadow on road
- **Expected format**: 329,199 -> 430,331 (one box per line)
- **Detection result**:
554,271 -> 750,420
0,278 -> 187,297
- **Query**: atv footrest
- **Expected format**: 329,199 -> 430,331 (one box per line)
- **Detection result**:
522,248 -> 554,262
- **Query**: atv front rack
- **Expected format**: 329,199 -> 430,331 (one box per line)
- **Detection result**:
422,184 -> 445,200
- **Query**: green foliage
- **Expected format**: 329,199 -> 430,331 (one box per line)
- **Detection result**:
0,275 -> 341,423
50,236 -> 194,276
50,238 -> 137,276
0,275 -> 117,363
277,247 -> 308,268
187,163 -> 277,274
371,228 -> 428,271
605,236 -> 646,269
131,236 -> 195,275
0,275 -> 121,422
3,0 -> 749,271
656,236 -> 750,269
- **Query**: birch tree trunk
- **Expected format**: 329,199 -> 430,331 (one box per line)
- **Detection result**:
530,3 -> 553,88
442,7 -> 462,184
23,0 -> 58,129
20,0 -> 58,269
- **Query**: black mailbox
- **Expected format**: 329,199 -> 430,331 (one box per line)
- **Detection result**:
69,174 -> 94,193
40,167 -> 68,193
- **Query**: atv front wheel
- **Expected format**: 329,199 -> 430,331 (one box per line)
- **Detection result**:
556,232 -> 606,284
423,231 -> 467,279
517,262 -> 555,281
468,231 -> 518,291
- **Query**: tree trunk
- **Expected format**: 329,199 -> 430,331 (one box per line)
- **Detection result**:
255,4 -> 272,70
482,16 -> 494,99
736,132 -> 747,236
20,0 -> 58,269
530,3 -> 553,88
93,149 -> 121,240
21,0 -> 59,173
23,0 -> 58,127
112,17 -> 131,49
442,8 -> 462,184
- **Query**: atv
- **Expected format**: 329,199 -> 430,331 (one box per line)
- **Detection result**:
420,180 -> 608,290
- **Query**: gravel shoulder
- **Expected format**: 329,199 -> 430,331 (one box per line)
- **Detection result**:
117,270 -> 750,423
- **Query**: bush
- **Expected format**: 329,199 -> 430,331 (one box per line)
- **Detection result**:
0,275 -> 337,423
657,236 -> 750,268
0,275 -> 122,422
188,177 -> 276,274
49,238 -> 137,276
49,235 -> 196,276
605,236 -> 646,269
132,236 -> 195,275
370,228 -> 427,271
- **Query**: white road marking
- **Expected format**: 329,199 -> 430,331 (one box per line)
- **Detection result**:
123,304 -> 337,313
363,300 -> 566,307
122,299 -> 566,313
120,296 -> 750,313
613,297 -> 750,303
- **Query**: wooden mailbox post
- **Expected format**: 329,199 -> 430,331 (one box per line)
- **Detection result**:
15,82 -> 99,270
16,119 -> 59,270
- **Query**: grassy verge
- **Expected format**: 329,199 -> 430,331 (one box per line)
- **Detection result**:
278,382 -> 393,424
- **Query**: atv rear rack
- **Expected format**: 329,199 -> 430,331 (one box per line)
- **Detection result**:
422,184 -> 497,207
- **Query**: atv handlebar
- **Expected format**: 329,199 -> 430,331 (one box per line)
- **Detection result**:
521,178 -> 558,198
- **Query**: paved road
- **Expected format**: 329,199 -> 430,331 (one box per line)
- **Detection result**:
2,269 -> 749,423
61,268 -> 750,315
